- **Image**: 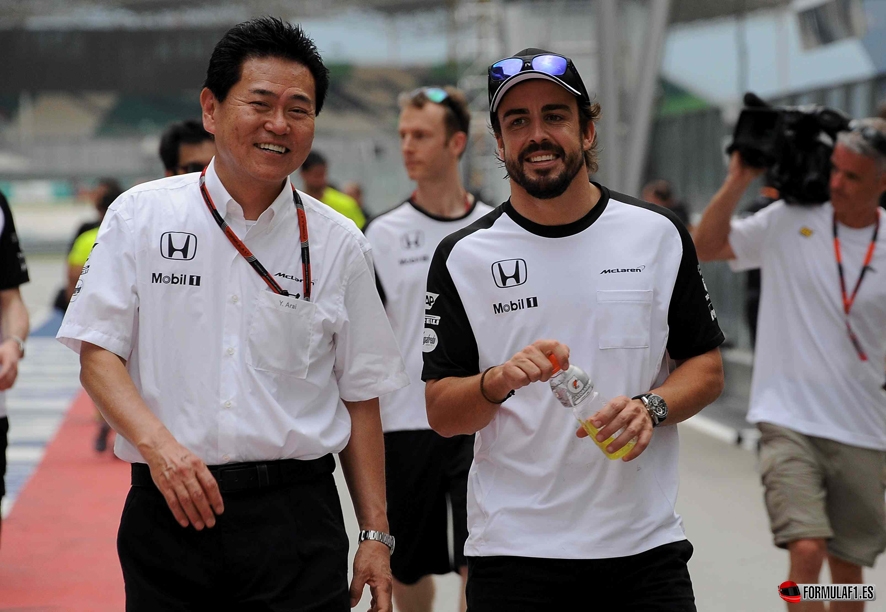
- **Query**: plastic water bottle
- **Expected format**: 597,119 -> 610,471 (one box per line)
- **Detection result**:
548,355 -> 636,460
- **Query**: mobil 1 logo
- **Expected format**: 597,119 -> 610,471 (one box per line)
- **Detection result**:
151,272 -> 202,286
492,296 -> 538,315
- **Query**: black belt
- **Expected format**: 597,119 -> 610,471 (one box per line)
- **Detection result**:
131,454 -> 335,493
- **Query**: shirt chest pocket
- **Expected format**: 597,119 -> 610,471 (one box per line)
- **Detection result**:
247,291 -> 316,379
596,289 -> 653,349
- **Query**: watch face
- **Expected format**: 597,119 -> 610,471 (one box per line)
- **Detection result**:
648,395 -> 667,419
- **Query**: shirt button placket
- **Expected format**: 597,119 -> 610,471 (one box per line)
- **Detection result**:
218,261 -> 241,465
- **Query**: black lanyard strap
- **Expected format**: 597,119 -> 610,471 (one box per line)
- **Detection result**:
199,168 -> 312,301
832,211 -> 880,361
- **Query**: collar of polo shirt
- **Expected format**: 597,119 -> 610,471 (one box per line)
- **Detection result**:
203,158 -> 295,224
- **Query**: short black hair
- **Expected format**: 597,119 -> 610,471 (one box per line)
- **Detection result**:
204,17 -> 330,114
300,150 -> 327,171
158,120 -> 213,172
97,177 -> 122,194
97,183 -> 124,213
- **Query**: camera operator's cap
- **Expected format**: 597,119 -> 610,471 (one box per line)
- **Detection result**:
488,48 -> 591,119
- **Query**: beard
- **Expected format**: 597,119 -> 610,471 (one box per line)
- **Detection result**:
504,141 -> 585,200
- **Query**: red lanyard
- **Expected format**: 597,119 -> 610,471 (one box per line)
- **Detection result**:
199,168 -> 312,301
832,212 -> 879,361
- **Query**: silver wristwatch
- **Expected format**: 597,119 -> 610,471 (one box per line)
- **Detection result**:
634,393 -> 668,428
358,529 -> 396,555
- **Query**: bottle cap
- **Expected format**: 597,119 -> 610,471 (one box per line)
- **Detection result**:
548,354 -> 561,373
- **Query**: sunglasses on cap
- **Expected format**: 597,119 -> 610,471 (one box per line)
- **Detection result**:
487,50 -> 590,115
490,54 -> 570,81
409,87 -> 450,104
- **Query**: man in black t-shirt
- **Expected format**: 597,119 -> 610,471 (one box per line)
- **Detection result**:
0,189 -> 30,549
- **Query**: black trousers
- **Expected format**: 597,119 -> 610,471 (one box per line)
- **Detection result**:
466,540 -> 697,612
118,469 -> 350,611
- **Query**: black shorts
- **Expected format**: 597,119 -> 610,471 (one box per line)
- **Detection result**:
384,429 -> 473,585
0,416 -> 7,499
466,540 -> 696,612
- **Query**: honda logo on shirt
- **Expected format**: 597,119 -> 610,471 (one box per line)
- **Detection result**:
401,231 -> 424,250
491,259 -> 527,288
160,232 -> 197,261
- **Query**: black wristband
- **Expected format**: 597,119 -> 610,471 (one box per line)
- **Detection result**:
480,366 -> 514,404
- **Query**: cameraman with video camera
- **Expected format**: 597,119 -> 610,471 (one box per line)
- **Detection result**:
695,111 -> 886,610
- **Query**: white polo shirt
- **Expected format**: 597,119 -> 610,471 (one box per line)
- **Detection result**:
729,201 -> 886,450
365,198 -> 492,432
422,185 -> 724,559
57,160 -> 408,465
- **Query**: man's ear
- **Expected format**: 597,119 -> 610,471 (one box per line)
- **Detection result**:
582,120 -> 595,155
200,88 -> 218,136
449,131 -> 468,158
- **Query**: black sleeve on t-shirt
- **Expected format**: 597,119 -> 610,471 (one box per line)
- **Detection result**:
421,210 -> 503,381
666,226 -> 725,360
0,191 -> 29,290
613,191 -> 725,360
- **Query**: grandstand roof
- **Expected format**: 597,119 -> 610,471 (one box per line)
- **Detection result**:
0,0 -> 794,28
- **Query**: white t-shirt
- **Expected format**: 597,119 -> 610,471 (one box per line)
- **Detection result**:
57,160 -> 408,465
423,185 -> 724,559
729,201 -> 886,450
365,198 -> 492,432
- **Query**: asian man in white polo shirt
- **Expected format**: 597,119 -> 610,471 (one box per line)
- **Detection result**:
58,18 -> 406,611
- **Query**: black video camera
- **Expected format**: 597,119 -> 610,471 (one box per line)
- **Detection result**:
728,92 -> 851,204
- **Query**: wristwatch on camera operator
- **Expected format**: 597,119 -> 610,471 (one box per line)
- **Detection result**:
633,393 -> 668,428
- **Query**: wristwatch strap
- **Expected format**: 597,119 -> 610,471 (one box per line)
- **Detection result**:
358,529 -> 396,555
633,393 -> 660,427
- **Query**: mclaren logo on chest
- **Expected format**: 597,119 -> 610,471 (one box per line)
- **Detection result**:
600,265 -> 645,274
491,259 -> 527,288
160,232 -> 197,260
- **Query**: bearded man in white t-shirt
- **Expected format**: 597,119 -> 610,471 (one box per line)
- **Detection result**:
696,118 -> 886,612
423,49 -> 726,611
